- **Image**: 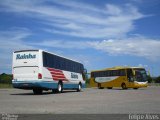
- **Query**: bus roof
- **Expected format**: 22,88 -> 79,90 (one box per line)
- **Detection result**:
91,66 -> 145,73
14,50 -> 39,53
131,67 -> 145,70
14,49 -> 83,65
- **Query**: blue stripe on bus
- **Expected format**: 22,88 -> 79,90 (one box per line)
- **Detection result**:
63,83 -> 85,89
12,80 -> 85,89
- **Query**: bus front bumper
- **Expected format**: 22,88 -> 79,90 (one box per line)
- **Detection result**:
134,83 -> 148,88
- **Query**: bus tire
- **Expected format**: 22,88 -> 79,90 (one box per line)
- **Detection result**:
33,89 -> 43,95
98,83 -> 104,89
57,81 -> 63,93
77,83 -> 82,92
121,83 -> 127,90
107,87 -> 112,89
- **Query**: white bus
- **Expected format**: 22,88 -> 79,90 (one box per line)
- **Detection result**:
12,50 -> 86,94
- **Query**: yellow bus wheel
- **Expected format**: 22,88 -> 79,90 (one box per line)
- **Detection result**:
98,83 -> 104,89
121,83 -> 127,90
133,88 -> 138,90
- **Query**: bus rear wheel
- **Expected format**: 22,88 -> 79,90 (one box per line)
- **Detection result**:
121,83 -> 127,90
33,89 -> 43,95
133,88 -> 138,89
98,83 -> 104,89
57,82 -> 63,93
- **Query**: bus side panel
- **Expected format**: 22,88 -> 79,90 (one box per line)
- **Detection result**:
63,71 -> 85,89
63,71 -> 83,83
101,76 -> 127,88
42,67 -> 55,82
90,76 -> 128,88
42,67 -> 85,89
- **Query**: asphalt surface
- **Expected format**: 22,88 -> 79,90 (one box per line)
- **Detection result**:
0,86 -> 160,114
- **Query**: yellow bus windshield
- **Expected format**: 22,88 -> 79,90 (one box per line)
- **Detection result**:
134,68 -> 147,82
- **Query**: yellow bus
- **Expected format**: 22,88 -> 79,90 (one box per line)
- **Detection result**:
90,66 -> 148,89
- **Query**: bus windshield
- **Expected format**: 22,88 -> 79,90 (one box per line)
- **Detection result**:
134,69 -> 147,82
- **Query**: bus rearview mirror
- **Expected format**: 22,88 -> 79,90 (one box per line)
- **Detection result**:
83,69 -> 87,74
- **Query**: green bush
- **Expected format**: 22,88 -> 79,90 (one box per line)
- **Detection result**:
0,73 -> 12,84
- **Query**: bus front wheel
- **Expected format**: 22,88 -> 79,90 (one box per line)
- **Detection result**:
107,87 -> 112,89
77,83 -> 82,92
121,83 -> 127,90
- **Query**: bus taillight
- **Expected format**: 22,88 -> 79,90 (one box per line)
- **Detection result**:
38,73 -> 42,79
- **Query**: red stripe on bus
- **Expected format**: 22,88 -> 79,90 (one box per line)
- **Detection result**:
50,71 -> 64,75
47,68 -> 62,72
52,75 -> 65,78
47,67 -> 68,81
52,74 -> 65,77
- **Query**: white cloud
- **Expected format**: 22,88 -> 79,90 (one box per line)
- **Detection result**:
0,28 -> 159,73
31,40 -> 90,49
0,28 -> 34,73
0,28 -> 34,51
0,0 -> 146,38
89,37 -> 160,61
30,36 -> 160,61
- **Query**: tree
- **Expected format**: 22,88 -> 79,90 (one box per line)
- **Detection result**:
154,76 -> 160,83
147,75 -> 153,83
0,73 -> 12,84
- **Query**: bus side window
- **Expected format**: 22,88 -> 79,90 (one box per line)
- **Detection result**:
106,71 -> 109,77
119,69 -> 126,76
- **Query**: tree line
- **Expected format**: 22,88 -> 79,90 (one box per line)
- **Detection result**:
147,75 -> 160,83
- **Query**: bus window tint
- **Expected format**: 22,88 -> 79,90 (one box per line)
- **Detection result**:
91,69 -> 126,78
119,69 -> 126,76
43,52 -> 84,73
135,69 -> 147,82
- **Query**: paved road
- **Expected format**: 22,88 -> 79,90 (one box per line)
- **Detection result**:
0,86 -> 160,114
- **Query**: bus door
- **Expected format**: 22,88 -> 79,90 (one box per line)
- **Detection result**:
126,69 -> 134,87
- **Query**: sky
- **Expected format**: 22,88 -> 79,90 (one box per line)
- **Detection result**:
0,0 -> 160,76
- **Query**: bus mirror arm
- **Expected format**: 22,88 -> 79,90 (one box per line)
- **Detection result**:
82,69 -> 88,80
133,70 -> 136,76
83,69 -> 87,74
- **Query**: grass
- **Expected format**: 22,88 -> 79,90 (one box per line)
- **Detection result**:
0,83 -> 13,88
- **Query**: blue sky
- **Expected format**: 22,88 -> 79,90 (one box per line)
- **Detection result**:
0,0 -> 160,76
